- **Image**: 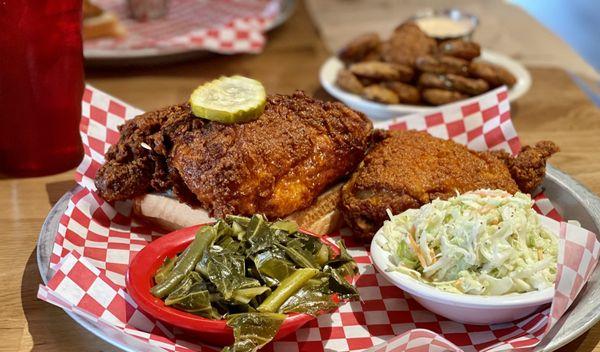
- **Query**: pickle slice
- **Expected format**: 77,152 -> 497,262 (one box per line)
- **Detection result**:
190,76 -> 266,124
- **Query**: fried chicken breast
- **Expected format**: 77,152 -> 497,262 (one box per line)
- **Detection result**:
340,130 -> 558,239
171,92 -> 372,218
95,91 -> 373,219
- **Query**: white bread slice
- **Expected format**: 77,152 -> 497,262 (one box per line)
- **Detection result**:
83,12 -> 126,40
284,184 -> 344,234
132,184 -> 344,235
132,193 -> 214,231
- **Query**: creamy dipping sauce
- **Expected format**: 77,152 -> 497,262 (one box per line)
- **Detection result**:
415,16 -> 474,38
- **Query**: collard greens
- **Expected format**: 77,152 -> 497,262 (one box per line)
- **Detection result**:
150,215 -> 358,351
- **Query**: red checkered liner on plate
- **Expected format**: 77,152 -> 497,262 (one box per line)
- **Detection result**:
85,0 -> 280,53
374,88 -> 519,154
39,85 -> 600,351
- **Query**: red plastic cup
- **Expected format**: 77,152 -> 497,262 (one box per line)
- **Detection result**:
0,0 -> 84,177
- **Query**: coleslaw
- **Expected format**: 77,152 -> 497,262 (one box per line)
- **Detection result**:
377,189 -> 558,295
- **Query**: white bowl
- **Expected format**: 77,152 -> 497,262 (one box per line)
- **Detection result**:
370,214 -> 556,325
319,49 -> 532,120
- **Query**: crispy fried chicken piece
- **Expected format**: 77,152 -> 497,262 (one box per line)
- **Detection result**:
438,39 -> 481,60
469,60 -> 517,87
363,85 -> 400,104
170,92 -> 373,218
415,55 -> 469,76
382,22 -> 437,66
339,32 -> 382,63
349,61 -> 414,82
422,88 -> 468,105
340,130 -> 558,239
95,158 -> 154,201
96,92 -> 373,220
95,103 -> 204,203
490,141 -> 559,194
336,69 -> 364,95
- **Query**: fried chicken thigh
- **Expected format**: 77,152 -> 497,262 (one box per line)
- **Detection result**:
340,130 -> 558,239
95,92 -> 373,219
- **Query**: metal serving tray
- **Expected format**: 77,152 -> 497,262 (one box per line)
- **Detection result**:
37,164 -> 600,351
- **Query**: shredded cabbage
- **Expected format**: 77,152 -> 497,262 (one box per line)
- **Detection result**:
378,189 -> 558,295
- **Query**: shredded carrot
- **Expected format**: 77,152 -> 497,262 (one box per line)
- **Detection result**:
408,226 -> 428,268
429,248 -> 437,264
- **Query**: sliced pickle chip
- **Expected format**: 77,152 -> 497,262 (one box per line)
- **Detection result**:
189,75 -> 266,124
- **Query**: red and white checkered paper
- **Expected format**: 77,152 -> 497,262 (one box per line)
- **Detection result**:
85,0 -> 280,53
38,85 -> 600,352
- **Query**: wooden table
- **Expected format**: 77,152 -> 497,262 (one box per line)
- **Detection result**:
2,1 -> 599,351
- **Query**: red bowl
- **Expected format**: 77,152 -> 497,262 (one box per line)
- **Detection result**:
126,224 -> 339,346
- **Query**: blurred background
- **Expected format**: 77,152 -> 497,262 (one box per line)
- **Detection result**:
511,0 -> 600,72
512,0 -> 600,103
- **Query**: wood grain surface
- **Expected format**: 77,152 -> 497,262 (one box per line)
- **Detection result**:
1,1 -> 599,351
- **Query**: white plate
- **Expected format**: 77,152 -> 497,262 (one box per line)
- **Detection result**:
84,0 -> 296,64
319,49 -> 532,120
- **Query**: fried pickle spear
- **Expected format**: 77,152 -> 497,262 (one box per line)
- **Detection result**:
469,60 -> 517,87
422,88 -> 468,105
438,39 -> 481,60
349,61 -> 414,82
383,81 -> 421,104
363,85 -> 399,104
339,32 -> 382,63
336,69 -> 364,95
445,74 -> 489,95
382,22 -> 437,66
415,55 -> 469,76
419,73 -> 489,95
